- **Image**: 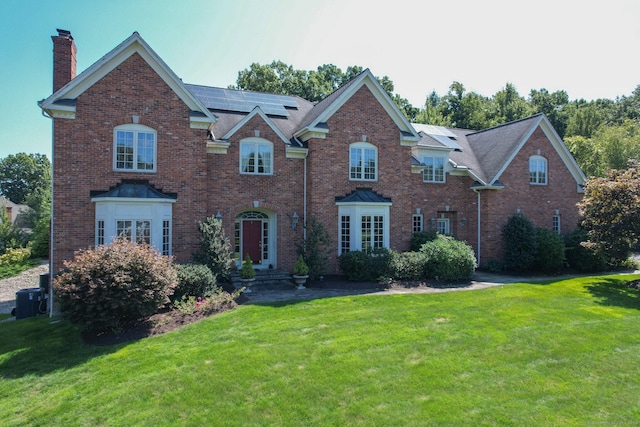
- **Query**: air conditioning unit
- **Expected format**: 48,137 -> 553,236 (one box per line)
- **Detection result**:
15,288 -> 46,320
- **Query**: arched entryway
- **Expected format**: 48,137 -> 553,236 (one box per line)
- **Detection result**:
234,210 -> 275,269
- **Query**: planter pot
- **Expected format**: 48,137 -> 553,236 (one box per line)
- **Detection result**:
239,277 -> 255,293
292,275 -> 308,289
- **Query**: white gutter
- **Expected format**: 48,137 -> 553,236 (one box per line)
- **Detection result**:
303,156 -> 307,242
472,188 -> 481,266
41,108 -> 54,317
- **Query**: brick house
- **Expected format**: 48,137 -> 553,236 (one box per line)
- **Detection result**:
39,30 -> 586,276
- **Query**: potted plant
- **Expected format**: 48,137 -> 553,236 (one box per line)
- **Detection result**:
292,255 -> 309,289
239,253 -> 256,292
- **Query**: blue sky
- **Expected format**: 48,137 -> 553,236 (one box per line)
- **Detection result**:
1,0 -> 638,160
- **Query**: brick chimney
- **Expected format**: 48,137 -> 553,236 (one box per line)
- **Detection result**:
52,29 -> 76,92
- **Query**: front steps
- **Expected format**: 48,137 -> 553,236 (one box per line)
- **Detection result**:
230,268 -> 297,290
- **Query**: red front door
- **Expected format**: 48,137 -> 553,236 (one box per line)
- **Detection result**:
242,220 -> 262,264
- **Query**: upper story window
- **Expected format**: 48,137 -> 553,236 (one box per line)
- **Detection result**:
114,124 -> 156,172
529,155 -> 547,185
350,142 -> 377,181
240,138 -> 273,175
423,156 -> 445,183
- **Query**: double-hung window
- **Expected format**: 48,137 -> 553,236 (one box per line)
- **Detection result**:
114,124 -> 156,172
240,138 -> 273,175
529,155 -> 547,185
423,156 -> 445,183
350,142 -> 377,181
337,205 -> 390,255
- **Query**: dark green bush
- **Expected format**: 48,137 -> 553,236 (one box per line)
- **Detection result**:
534,227 -> 566,273
410,231 -> 438,252
194,215 -> 234,281
172,263 -> 218,302
564,227 -> 609,272
388,250 -> 428,280
502,214 -> 537,272
338,248 -> 391,282
54,238 -> 178,333
420,235 -> 477,282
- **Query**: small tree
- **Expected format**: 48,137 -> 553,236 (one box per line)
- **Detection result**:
296,216 -> 331,279
502,213 -> 537,272
579,160 -> 640,263
194,215 -> 234,281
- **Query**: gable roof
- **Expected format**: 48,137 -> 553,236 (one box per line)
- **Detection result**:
412,114 -> 586,188
39,32 -> 216,128
466,114 -> 585,187
294,69 -> 420,145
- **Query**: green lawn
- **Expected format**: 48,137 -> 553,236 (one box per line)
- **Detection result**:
1,275 -> 640,426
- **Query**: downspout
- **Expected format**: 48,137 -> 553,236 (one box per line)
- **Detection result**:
472,188 -> 481,266
303,156 -> 307,242
41,108 -> 54,317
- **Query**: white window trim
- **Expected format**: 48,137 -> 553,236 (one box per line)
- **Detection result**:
437,217 -> 450,235
94,199 -> 174,255
349,142 -> 378,182
239,137 -> 274,175
529,155 -> 548,185
337,203 -> 390,254
113,124 -> 157,173
423,155 -> 447,183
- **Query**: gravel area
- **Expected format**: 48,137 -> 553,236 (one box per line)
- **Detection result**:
0,261 -> 49,314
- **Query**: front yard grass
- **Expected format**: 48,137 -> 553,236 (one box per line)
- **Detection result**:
1,274 -> 639,426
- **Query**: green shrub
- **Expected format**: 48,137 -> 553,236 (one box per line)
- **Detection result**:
420,235 -> 477,282
194,215 -> 234,281
484,258 -> 504,273
502,214 -> 537,272
387,250 -> 427,280
534,227 -> 566,273
410,231 -> 438,252
239,254 -> 256,279
172,264 -> 218,302
293,254 -> 309,276
296,216 -> 331,279
0,247 -> 31,266
54,239 -> 178,333
564,227 -> 609,272
338,248 -> 391,282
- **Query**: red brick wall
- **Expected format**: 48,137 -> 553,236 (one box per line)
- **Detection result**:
206,115 -> 306,270
307,85 -> 418,273
480,127 -> 583,263
52,53 -> 209,272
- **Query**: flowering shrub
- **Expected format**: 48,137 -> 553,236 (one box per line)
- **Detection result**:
173,287 -> 244,316
0,247 -> 31,265
54,238 -> 178,333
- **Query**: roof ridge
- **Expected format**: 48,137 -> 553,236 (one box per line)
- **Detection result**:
466,113 -> 544,137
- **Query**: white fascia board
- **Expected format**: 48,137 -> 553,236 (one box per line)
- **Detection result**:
39,32 -> 216,126
307,70 -> 419,143
286,146 -> 309,159
221,107 -> 290,145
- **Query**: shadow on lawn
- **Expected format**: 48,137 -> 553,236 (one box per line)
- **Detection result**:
0,317 -> 120,379
585,277 -> 640,311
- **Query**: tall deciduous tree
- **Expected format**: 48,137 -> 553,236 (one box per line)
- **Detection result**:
579,160 -> 640,263
566,120 -> 640,177
0,153 -> 51,205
